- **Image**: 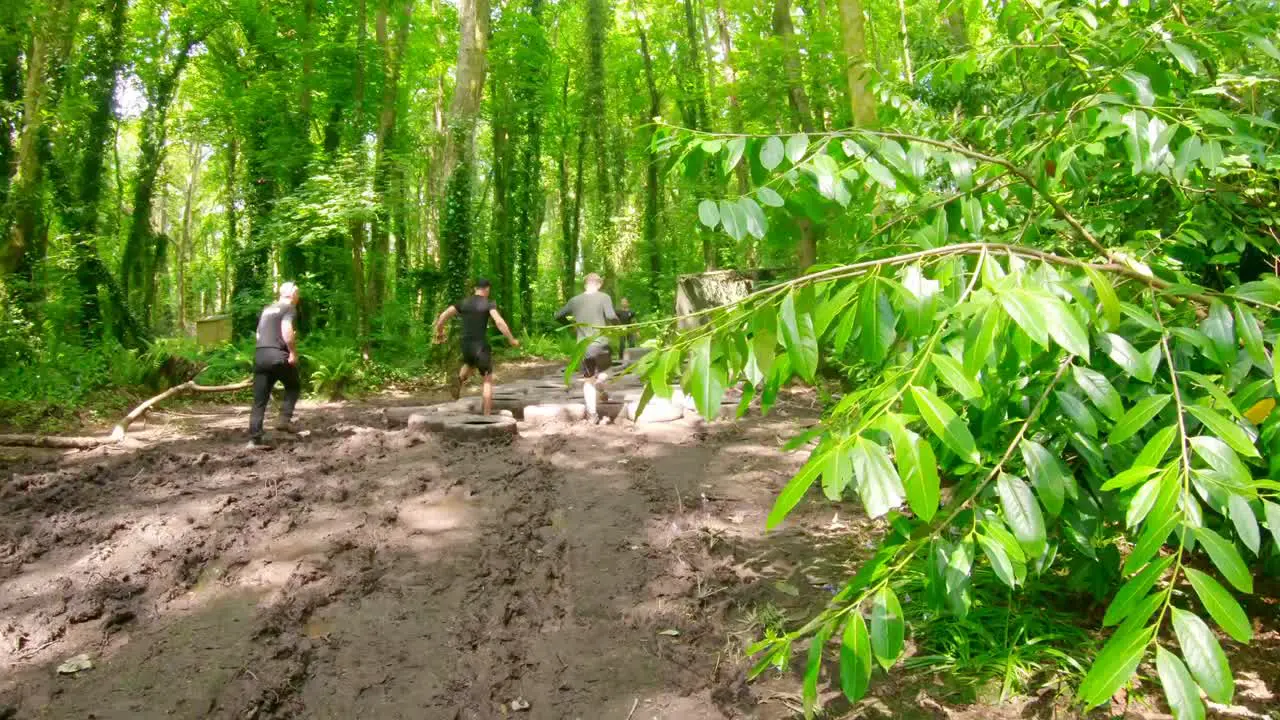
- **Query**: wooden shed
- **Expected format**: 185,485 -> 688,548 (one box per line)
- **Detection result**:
195,314 -> 232,348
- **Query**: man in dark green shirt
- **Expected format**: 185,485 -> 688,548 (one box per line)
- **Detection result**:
555,273 -> 618,422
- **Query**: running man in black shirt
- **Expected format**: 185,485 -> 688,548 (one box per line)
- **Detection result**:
432,278 -> 519,415
249,282 -> 302,446
555,273 -> 618,423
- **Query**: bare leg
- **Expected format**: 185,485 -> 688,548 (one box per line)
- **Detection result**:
583,377 -> 598,418
482,374 -> 494,415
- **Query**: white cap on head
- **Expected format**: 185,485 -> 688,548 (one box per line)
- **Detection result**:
279,281 -> 298,300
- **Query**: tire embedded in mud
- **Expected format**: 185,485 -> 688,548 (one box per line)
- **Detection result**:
521,402 -> 587,426
408,412 -> 518,441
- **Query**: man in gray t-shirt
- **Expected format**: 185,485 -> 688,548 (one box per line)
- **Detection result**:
555,273 -> 618,422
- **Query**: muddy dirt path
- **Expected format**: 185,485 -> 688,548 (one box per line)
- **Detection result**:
0,378 -> 849,720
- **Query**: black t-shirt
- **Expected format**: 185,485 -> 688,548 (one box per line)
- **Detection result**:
453,295 -> 496,346
256,302 -> 297,351
616,309 -> 635,324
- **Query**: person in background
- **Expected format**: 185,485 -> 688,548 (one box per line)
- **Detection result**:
249,282 -> 302,447
615,297 -> 636,356
555,273 -> 618,423
432,278 -> 520,415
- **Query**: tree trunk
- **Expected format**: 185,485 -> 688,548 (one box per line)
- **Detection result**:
369,0 -> 412,324
638,25 -> 662,308
946,2 -> 968,49
2,0 -> 76,283
60,0 -> 128,341
512,0 -> 548,330
716,0 -> 748,193
584,0 -> 611,221
119,38 -> 197,320
562,127 -> 585,299
178,141 -> 203,333
0,4 -> 25,218
772,0 -> 816,133
439,0 -> 490,306
836,0 -> 877,127
489,118 -> 512,312
896,0 -> 914,83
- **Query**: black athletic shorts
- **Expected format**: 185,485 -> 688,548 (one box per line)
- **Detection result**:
582,344 -> 611,378
462,342 -> 493,375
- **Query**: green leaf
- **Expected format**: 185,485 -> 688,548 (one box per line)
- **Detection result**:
697,200 -> 720,229
779,291 -> 818,382
910,385 -> 980,463
803,621 -> 832,712
1077,622 -> 1155,708
751,309 -> 778,378
822,442 -> 854,501
884,415 -> 940,522
1126,477 -> 1164,529
724,137 -> 746,172
851,437 -> 905,518
1184,567 -> 1252,644
1104,555 -> 1174,626
1171,608 -> 1233,704
1186,405 -> 1259,459
1111,395 -> 1172,444
718,199 -> 742,240
864,158 -> 897,189
858,287 -> 897,364
1020,439 -> 1070,516
1104,333 -> 1156,382
997,473 -> 1047,558
738,196 -> 768,240
999,290 -> 1049,349
1164,39 -> 1201,75
1085,267 -> 1121,330
766,451 -> 824,530
1201,301 -> 1236,366
686,337 -> 726,419
933,353 -> 982,401
1124,508 -> 1180,575
840,612 -> 872,702
962,196 -> 984,237
756,186 -> 785,208
1227,495 -> 1261,555
1041,295 -> 1091,360
785,133 -> 809,164
1156,645 -> 1206,720
1102,465 -> 1161,492
870,587 -> 905,670
1233,304 -> 1267,368
1190,435 -> 1251,488
1056,391 -> 1099,437
963,301 -> 1003,376
1265,500 -> 1280,549
978,533 -> 1018,588
1135,425 -> 1178,468
761,136 -> 785,170
1073,366 -> 1124,421
1193,527 -> 1253,593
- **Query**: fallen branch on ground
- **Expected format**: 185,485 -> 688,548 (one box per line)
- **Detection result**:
0,377 -> 252,448
110,379 -> 252,440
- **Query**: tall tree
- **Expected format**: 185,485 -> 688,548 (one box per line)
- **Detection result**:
438,0 -> 490,305
836,0 -> 877,126
637,21 -> 662,308
369,0 -> 413,323
119,26 -> 199,322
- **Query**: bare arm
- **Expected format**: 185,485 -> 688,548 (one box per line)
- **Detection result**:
489,308 -> 520,346
433,306 -> 458,341
281,316 -> 298,364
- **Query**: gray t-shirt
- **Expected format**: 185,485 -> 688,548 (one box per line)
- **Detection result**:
256,301 -> 297,352
555,291 -> 618,348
